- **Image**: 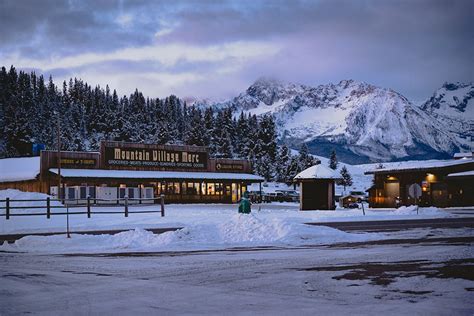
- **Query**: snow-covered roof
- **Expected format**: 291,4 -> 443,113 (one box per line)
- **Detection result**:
49,168 -> 264,182
365,159 -> 473,174
446,170 -> 474,178
454,152 -> 473,159
0,157 -> 40,182
294,164 -> 340,180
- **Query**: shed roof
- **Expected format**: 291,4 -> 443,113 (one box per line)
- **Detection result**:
453,152 -> 473,159
364,159 -> 473,175
294,164 -> 340,180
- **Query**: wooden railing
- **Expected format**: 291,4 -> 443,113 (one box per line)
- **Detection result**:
0,195 -> 166,219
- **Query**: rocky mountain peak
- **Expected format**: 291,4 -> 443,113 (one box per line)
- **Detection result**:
217,79 -> 470,163
422,82 -> 473,117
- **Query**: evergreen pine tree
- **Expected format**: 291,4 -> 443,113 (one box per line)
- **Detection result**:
275,144 -> 291,182
298,143 -> 317,171
338,166 -> 353,192
287,155 -> 301,183
329,149 -> 338,170
217,130 -> 233,158
185,107 -> 205,146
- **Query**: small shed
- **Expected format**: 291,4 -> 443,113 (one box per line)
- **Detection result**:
294,164 -> 341,210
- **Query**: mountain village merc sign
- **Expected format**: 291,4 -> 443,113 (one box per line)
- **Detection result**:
104,145 -> 208,169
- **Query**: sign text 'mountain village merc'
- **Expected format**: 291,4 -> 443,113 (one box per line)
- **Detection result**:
104,146 -> 208,169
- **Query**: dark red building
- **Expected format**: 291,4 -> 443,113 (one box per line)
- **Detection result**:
366,159 -> 474,208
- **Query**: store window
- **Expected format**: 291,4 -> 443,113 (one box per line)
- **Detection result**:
216,183 -> 224,195
67,187 -> 76,200
80,187 -> 87,199
166,182 -> 180,195
208,183 -> 216,195
185,182 -> 199,195
119,187 -> 127,198
88,186 -> 96,198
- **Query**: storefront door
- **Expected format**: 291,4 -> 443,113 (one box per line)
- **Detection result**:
384,181 -> 400,207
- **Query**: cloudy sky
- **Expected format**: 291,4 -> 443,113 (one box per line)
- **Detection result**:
1,0 -> 472,102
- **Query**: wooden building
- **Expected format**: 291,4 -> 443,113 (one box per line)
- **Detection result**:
0,141 -> 264,204
294,164 -> 340,210
365,159 -> 474,208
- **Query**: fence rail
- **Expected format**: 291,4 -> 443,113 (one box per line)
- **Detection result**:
0,195 -> 166,219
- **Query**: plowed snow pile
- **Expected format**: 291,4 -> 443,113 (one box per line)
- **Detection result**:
1,214 -> 382,254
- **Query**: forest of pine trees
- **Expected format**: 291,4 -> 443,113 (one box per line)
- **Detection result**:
0,66 -> 318,181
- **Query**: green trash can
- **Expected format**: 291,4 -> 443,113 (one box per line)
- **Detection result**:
238,191 -> 251,214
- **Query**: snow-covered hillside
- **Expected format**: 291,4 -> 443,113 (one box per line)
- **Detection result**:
420,82 -> 473,147
203,78 -> 469,163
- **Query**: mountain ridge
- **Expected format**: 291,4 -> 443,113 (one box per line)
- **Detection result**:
195,78 -> 472,163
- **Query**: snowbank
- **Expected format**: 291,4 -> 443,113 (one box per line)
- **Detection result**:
1,214 -> 383,254
0,189 -> 63,215
391,205 -> 447,216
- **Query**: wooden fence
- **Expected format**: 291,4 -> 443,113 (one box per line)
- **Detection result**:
0,195 -> 166,219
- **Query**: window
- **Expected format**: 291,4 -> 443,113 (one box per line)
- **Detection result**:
80,187 -> 87,199
128,188 -> 135,198
186,182 -> 199,195
182,182 -> 187,195
166,182 -> 180,195
216,183 -> 223,195
88,187 -> 96,198
119,188 -> 126,198
208,183 -> 215,195
145,188 -> 153,199
68,187 -> 76,200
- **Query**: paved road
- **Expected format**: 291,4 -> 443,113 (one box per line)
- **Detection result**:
443,208 -> 474,217
1,232 -> 472,315
306,217 -> 474,232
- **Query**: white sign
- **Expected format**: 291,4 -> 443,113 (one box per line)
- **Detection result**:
408,183 -> 422,199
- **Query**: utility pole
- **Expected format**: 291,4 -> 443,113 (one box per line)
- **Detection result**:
57,112 -> 61,201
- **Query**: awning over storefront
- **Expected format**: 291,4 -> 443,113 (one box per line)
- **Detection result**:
49,168 -> 264,182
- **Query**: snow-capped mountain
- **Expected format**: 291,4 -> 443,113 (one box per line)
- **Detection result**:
420,82 -> 473,146
206,78 -> 470,163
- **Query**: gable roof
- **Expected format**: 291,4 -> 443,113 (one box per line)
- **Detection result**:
294,164 -> 340,180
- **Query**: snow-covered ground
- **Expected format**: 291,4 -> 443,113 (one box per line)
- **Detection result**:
0,189 -> 455,254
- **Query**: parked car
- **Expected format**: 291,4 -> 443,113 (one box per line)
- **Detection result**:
276,190 -> 299,202
263,192 -> 285,203
349,190 -> 368,202
247,191 -> 263,203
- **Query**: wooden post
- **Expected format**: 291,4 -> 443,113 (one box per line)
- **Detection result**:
47,197 -> 51,219
361,201 -> 365,216
87,196 -> 91,218
160,194 -> 165,217
139,186 -> 142,205
66,205 -> 71,238
124,196 -> 129,217
5,197 -> 10,220
57,113 -> 62,201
